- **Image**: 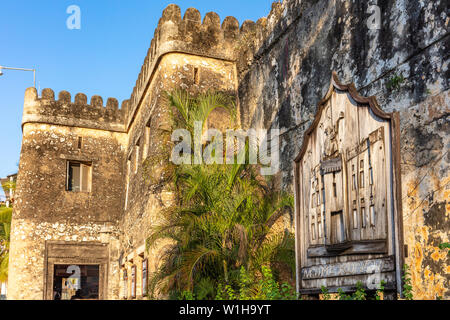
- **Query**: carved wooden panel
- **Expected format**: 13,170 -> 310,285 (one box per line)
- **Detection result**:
294,72 -> 403,294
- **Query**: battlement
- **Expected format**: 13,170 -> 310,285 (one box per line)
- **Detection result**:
22,87 -> 126,132
20,2 -> 291,132
125,2 -> 288,126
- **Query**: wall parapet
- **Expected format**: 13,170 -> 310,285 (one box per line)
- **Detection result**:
22,87 -> 126,132
124,3 -> 284,128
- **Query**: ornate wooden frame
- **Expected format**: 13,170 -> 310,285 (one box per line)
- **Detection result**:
293,71 -> 404,294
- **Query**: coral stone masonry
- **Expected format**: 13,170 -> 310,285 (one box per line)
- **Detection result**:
8,1 -> 449,299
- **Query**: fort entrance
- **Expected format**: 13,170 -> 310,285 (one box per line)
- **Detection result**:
44,242 -> 109,300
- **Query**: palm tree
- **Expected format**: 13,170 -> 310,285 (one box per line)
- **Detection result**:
0,206 -> 12,283
167,89 -> 236,136
146,90 -> 294,299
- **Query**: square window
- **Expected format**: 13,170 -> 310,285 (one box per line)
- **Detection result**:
67,161 -> 92,192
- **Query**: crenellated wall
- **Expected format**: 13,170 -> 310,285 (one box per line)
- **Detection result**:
124,4 -> 243,127
22,87 -> 126,133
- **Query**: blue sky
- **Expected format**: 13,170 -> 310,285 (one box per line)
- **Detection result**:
0,0 -> 274,199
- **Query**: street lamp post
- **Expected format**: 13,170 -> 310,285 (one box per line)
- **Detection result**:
0,65 -> 36,88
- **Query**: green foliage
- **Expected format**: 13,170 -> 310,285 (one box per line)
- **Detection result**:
0,206 -> 12,282
337,288 -> 351,301
167,89 -> 236,136
146,91 -> 295,299
321,286 -> 331,300
438,243 -> 450,256
402,264 -> 414,300
179,290 -> 195,300
337,282 -> 367,300
386,74 -> 405,91
215,266 -> 298,300
328,280 -> 386,300
353,281 -> 367,300
1,181 -> 16,196
376,280 -> 386,300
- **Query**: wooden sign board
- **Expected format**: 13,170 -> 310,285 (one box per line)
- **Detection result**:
293,72 -> 403,295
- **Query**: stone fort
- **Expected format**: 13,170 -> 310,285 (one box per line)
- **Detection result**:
7,0 -> 449,299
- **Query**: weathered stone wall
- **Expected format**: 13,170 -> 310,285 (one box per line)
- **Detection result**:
8,88 -> 127,299
235,0 -> 449,299
118,52 -> 237,298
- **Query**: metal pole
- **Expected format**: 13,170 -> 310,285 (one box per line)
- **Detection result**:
0,65 -> 37,88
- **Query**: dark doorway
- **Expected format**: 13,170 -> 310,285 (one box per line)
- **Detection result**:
53,265 -> 99,300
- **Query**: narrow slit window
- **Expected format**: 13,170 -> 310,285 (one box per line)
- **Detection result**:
67,161 -> 91,192
370,205 -> 376,227
361,207 -> 367,228
360,170 -> 365,188
333,173 -> 337,197
131,265 -> 136,299
135,140 -> 141,174
143,119 -> 151,160
77,137 -> 82,149
311,193 -> 316,208
311,223 -> 316,240
353,209 -> 358,229
318,221 -> 322,238
352,174 -> 356,190
142,259 -> 148,297
125,157 -> 131,210
122,269 -> 128,300
369,167 -> 374,185
360,160 -> 365,188
331,211 -> 345,244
